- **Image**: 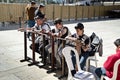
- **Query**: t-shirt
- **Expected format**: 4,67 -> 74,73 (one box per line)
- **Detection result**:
26,6 -> 36,20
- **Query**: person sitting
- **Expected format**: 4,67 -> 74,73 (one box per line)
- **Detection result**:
95,38 -> 120,80
45,18 -> 71,67
29,14 -> 51,63
67,23 -> 91,70
67,23 -> 103,72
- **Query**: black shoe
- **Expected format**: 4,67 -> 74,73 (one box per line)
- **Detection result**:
39,56 -> 43,58
103,78 -> 106,80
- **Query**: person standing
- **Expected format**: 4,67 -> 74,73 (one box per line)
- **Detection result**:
35,3 -> 45,17
25,1 -> 37,38
25,1 -> 36,28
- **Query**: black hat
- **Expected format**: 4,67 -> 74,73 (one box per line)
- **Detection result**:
31,1 -> 36,4
34,14 -> 45,20
39,3 -> 45,8
114,38 -> 120,47
75,23 -> 84,30
54,18 -> 62,24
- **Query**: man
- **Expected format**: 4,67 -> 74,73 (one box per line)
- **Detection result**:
95,38 -> 120,80
35,3 -> 45,17
25,1 -> 36,28
25,1 -> 37,38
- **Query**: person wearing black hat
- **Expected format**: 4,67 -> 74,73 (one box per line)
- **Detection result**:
95,38 -> 120,80
35,3 -> 45,18
67,22 -> 90,71
55,18 -> 71,65
45,18 -> 71,67
29,14 -> 51,64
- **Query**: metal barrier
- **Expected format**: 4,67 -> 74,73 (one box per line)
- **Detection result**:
18,28 -> 84,79
20,31 -> 39,66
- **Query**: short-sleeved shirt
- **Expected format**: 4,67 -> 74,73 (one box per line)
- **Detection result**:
25,5 -> 36,20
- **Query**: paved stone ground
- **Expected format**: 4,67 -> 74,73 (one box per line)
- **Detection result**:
0,19 -> 120,80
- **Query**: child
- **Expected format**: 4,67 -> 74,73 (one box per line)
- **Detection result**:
95,38 -> 120,80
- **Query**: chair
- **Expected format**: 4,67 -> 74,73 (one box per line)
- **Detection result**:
86,36 -> 103,71
101,59 -> 120,80
86,54 -> 98,71
62,46 -> 95,80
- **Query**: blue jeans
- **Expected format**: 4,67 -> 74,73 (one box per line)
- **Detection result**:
95,67 -> 106,79
71,50 -> 76,69
27,20 -> 35,28
79,51 -> 90,70
71,51 -> 90,70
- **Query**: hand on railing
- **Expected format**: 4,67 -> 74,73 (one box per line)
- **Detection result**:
18,27 -> 26,32
65,36 -> 77,41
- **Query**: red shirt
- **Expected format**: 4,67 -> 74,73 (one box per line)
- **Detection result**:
103,49 -> 120,80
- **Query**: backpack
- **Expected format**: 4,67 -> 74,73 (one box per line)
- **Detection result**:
89,32 -> 103,56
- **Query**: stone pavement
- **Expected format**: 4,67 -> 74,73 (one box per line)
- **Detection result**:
0,19 -> 120,80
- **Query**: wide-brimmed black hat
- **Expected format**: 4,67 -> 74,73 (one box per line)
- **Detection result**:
114,38 -> 120,47
54,18 -> 62,24
75,23 -> 84,30
34,14 -> 45,20
39,3 -> 45,8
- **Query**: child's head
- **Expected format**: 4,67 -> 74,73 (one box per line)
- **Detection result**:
34,14 -> 45,25
114,38 -> 120,50
75,23 -> 84,36
54,18 -> 63,30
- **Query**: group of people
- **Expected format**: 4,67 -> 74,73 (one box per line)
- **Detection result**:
24,1 -> 120,80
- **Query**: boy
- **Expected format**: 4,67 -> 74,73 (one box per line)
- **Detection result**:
45,18 -> 71,66
69,23 -> 90,70
95,38 -> 120,80
30,14 -> 51,63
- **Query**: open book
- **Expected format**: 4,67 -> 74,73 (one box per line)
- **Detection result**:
74,70 -> 93,79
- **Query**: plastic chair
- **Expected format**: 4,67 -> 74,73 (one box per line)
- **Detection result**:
101,59 -> 120,80
62,46 -> 95,80
86,37 -> 103,71
86,54 -> 98,71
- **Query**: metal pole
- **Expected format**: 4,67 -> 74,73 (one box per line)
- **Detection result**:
51,36 -> 55,69
20,31 -> 29,62
28,32 -> 39,66
19,17 -> 22,28
43,35 -> 46,65
47,35 -> 55,73
32,33 -> 35,63
24,31 -> 27,60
